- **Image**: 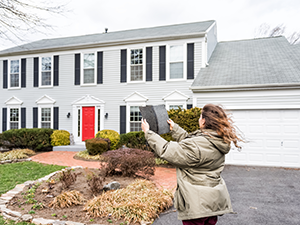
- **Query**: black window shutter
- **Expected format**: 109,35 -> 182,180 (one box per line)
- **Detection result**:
120,49 -> 127,83
21,58 -> 26,88
33,107 -> 38,128
33,57 -> 39,87
187,43 -> 194,79
2,108 -> 7,132
74,53 -> 80,85
146,47 -> 153,81
187,104 -> 193,109
54,107 -> 59,130
3,60 -> 8,89
159,46 -> 166,81
120,106 -> 126,134
97,51 -> 103,84
54,55 -> 59,86
21,108 -> 26,128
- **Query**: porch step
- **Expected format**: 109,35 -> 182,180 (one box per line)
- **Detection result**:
53,144 -> 86,152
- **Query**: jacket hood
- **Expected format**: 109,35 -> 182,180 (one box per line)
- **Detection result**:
188,129 -> 231,154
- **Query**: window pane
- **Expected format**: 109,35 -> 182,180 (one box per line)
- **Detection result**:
10,73 -> 19,87
131,49 -> 143,65
78,109 -> 81,137
170,45 -> 183,62
83,69 -> 95,83
98,109 -> 100,131
130,106 -> 142,132
169,105 -> 183,110
42,57 -> 51,71
42,72 -> 51,85
10,60 -> 19,73
130,65 -> 143,81
170,62 -> 183,79
41,122 -> 51,128
10,108 -> 19,122
10,122 -> 18,129
41,108 -> 51,122
84,53 -> 95,68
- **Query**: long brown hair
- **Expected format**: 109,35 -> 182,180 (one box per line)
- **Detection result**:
201,104 -> 244,149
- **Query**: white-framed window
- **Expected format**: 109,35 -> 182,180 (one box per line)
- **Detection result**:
9,108 -> 20,129
40,56 -> 53,87
169,104 -> 184,110
41,107 -> 52,128
127,48 -> 146,82
9,59 -> 21,89
167,43 -> 187,81
129,106 -> 142,132
81,52 -> 96,85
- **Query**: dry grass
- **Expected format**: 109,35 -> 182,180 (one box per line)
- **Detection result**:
75,150 -> 105,160
49,190 -> 85,209
0,149 -> 35,161
84,179 -> 173,224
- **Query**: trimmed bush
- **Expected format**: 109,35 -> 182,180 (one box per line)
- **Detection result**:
117,131 -> 150,151
168,107 -> 202,132
100,148 -> 156,178
95,129 -> 120,150
85,138 -> 110,156
1,128 -> 54,151
51,130 -> 70,146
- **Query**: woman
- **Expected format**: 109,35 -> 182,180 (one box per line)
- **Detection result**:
141,104 -> 243,225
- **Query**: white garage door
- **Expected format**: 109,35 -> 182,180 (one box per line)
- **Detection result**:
225,109 -> 300,168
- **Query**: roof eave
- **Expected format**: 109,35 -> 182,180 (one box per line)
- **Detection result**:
190,83 -> 300,92
0,32 -> 206,57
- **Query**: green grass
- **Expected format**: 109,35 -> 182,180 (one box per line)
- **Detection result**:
0,215 -> 35,225
0,161 -> 65,196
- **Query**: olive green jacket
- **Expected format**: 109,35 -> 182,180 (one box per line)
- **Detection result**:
145,124 -> 233,220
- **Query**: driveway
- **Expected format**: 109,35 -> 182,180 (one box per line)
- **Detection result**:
153,165 -> 300,225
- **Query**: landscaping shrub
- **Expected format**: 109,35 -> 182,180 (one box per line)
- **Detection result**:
117,131 -> 150,150
49,190 -> 85,208
84,179 -> 173,224
100,148 -> 156,178
95,129 -> 120,150
168,107 -> 202,133
85,168 -> 104,194
0,149 -> 35,161
1,128 -> 54,151
51,130 -> 70,146
58,169 -> 78,189
85,138 -> 110,156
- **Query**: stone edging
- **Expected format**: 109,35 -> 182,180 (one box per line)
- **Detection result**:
0,158 -> 32,165
0,166 -> 97,225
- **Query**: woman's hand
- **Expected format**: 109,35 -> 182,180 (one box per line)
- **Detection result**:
167,119 -> 174,131
141,119 -> 150,133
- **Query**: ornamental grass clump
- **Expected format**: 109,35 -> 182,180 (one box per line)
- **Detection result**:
84,179 -> 173,224
100,148 -> 156,178
0,148 -> 35,161
75,150 -> 105,160
49,190 -> 85,209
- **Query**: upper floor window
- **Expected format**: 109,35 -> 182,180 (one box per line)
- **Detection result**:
41,56 -> 52,86
10,108 -> 19,129
169,45 -> 184,79
10,60 -> 20,88
83,53 -> 95,84
130,49 -> 143,82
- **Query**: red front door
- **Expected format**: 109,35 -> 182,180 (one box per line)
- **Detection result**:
82,107 -> 95,141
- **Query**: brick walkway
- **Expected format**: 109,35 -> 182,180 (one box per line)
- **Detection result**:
31,151 -> 177,190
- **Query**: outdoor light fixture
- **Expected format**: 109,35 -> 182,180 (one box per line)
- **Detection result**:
67,112 -> 71,118
105,113 -> 108,119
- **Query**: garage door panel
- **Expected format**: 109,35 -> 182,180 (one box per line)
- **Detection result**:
229,109 -> 300,168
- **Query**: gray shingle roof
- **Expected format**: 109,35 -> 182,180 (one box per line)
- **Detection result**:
0,20 -> 215,56
191,36 -> 300,88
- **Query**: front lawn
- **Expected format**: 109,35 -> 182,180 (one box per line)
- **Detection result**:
0,161 -> 65,196
0,216 -> 35,225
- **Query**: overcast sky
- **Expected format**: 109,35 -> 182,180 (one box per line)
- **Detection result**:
1,0 -> 300,50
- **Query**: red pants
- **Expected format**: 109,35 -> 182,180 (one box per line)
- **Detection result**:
182,216 -> 218,225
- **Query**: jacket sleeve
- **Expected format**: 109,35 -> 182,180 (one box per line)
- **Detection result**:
170,123 -> 189,142
145,130 -> 200,168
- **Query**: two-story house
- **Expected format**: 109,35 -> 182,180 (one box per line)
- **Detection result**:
0,20 -> 217,144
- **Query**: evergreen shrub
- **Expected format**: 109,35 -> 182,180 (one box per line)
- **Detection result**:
51,130 -> 70,146
95,129 -> 120,150
117,131 -> 150,151
85,138 -> 110,156
1,128 -> 54,151
100,148 -> 156,178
